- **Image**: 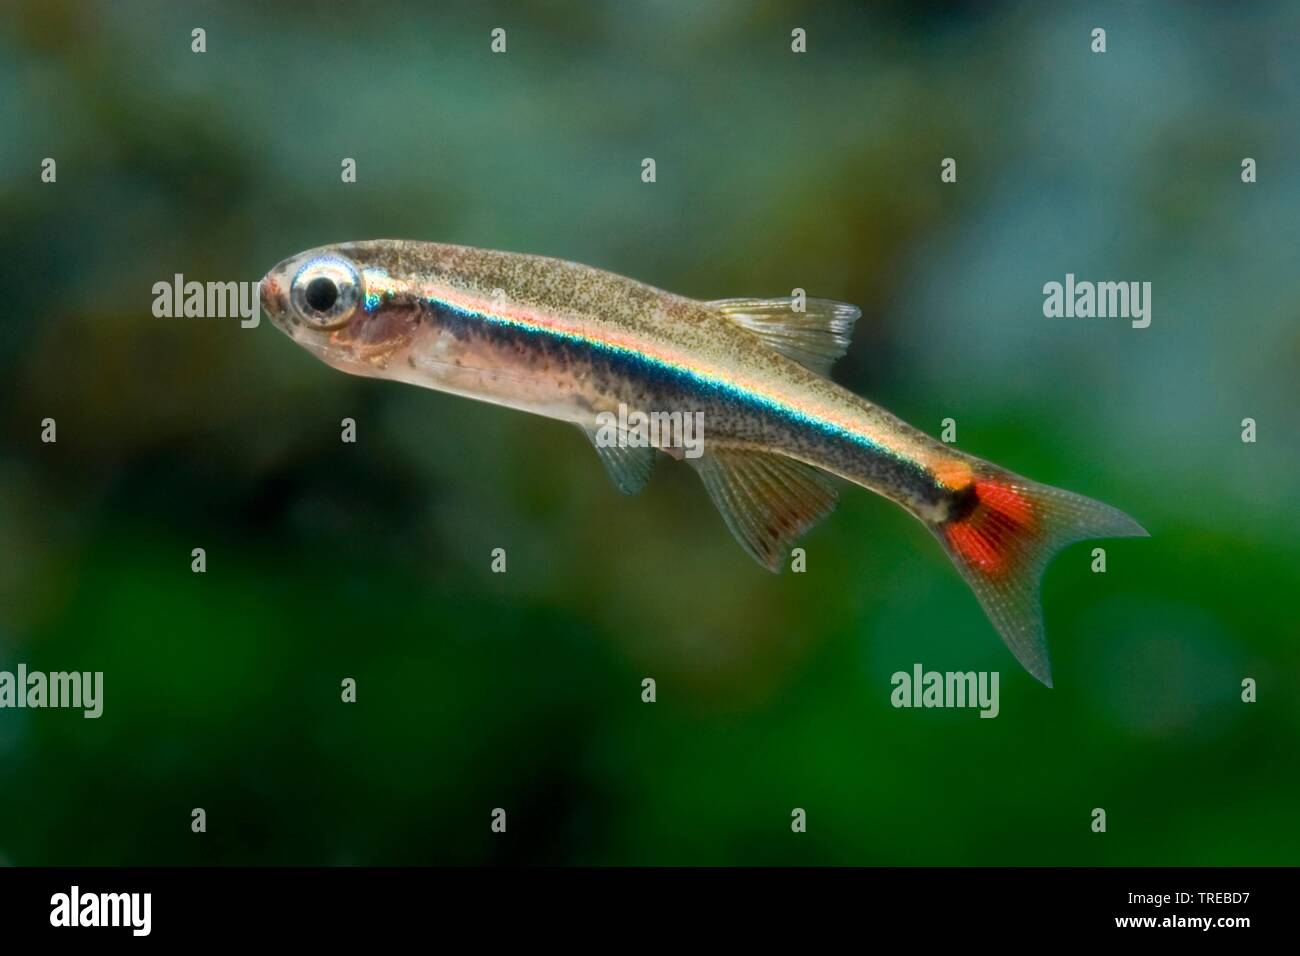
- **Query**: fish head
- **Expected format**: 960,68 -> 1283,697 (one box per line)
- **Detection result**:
260,243 -> 422,374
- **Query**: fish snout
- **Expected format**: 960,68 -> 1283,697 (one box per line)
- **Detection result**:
260,274 -> 289,326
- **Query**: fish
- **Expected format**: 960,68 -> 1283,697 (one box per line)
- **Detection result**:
259,240 -> 1147,685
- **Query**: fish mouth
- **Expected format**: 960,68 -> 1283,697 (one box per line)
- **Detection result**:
258,270 -> 345,366
259,274 -> 291,332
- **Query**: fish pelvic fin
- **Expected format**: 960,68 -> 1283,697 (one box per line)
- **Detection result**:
927,465 -> 1148,687
692,447 -> 838,572
709,297 -> 861,377
582,424 -> 655,494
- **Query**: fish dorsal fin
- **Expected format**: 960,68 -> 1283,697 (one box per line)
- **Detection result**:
709,297 -> 861,376
691,446 -> 838,571
582,424 -> 655,494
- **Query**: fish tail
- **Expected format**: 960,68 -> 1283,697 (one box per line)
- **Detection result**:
923,462 -> 1147,687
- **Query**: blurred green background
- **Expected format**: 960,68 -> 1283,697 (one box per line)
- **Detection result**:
1,0 -> 1297,865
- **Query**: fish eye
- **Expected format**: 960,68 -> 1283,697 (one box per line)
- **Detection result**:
305,276 -> 338,312
290,256 -> 361,329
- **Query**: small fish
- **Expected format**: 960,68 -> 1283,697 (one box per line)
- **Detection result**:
260,241 -> 1147,685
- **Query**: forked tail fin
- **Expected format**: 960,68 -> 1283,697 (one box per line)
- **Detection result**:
927,467 -> 1147,686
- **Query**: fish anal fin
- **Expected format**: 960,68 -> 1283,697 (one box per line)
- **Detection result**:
582,424 -> 655,494
692,446 -> 838,571
709,297 -> 861,376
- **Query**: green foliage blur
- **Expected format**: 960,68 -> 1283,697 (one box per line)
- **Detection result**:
0,0 -> 1296,865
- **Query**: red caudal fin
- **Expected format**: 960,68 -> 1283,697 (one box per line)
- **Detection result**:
928,469 -> 1147,686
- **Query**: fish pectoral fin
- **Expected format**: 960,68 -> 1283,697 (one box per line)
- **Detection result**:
691,446 -> 838,572
582,424 -> 656,495
708,297 -> 861,377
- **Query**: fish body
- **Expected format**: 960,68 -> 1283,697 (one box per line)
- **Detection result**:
260,240 -> 1147,685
